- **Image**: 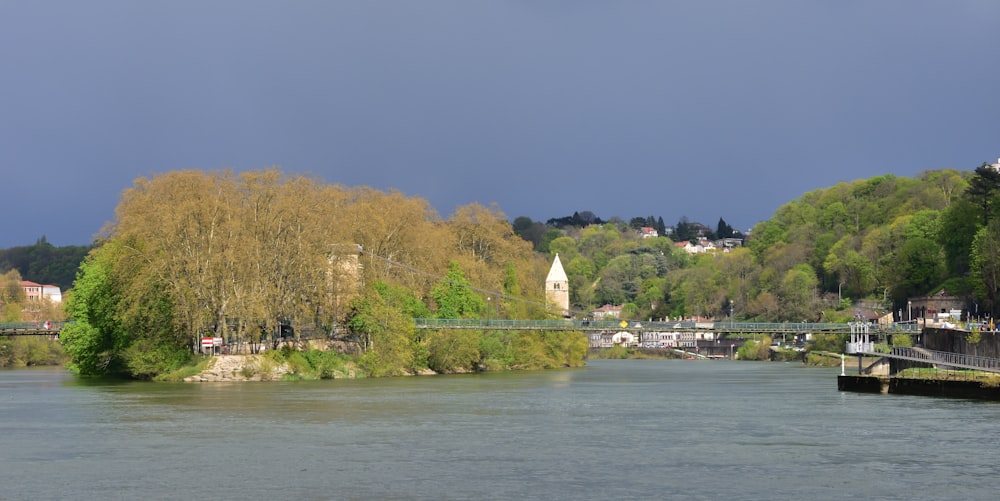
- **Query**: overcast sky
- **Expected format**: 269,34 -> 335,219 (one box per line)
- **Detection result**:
2,1 -> 999,248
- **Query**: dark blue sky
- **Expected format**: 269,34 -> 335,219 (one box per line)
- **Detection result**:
2,1 -> 998,248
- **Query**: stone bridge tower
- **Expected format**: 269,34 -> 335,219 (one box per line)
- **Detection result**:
545,253 -> 570,318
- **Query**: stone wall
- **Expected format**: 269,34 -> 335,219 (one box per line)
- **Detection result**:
837,375 -> 885,393
922,328 -> 1000,358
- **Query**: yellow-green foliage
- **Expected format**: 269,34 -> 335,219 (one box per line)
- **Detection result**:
122,339 -> 193,380
967,329 -> 982,344
592,345 -> 630,359
268,346 -> 355,379
479,330 -> 517,371
512,331 -> 588,369
737,336 -> 773,360
892,334 -> 913,347
0,336 -> 66,368
426,329 -> 481,373
807,333 -> 848,353
804,352 -> 842,367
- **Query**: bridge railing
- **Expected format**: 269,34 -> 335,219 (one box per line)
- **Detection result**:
0,321 -> 69,334
891,347 -> 1000,372
413,318 -> 905,333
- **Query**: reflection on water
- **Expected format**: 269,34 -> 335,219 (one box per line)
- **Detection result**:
3,361 -> 1000,500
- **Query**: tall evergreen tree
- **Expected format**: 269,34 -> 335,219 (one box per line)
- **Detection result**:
966,162 -> 1000,225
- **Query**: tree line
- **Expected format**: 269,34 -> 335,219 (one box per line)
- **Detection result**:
59,169 -> 584,378
0,237 -> 91,291
525,163 -> 999,325
25,161 -> 1000,378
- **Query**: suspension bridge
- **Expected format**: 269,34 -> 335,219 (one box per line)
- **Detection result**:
413,318 -> 920,335
0,322 -> 66,336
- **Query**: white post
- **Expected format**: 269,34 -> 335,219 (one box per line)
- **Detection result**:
841,353 -> 846,376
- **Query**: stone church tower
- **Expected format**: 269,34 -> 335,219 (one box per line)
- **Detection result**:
545,253 -> 570,317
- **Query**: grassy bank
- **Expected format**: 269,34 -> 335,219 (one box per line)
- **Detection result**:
896,367 -> 1000,385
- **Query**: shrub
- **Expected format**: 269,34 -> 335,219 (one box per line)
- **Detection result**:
303,349 -> 351,379
426,330 -> 481,373
737,336 -> 772,361
0,336 -> 67,368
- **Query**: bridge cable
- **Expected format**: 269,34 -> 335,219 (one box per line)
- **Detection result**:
358,248 -> 591,318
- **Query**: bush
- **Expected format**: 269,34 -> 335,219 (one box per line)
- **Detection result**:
0,336 -> 67,368
479,330 -> 516,371
596,345 -> 629,359
892,334 -> 913,348
737,336 -> 772,361
426,330 -> 481,373
808,333 -> 848,353
303,349 -> 351,379
511,331 -> 588,369
771,347 -> 801,362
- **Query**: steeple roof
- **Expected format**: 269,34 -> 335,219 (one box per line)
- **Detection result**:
546,253 -> 568,282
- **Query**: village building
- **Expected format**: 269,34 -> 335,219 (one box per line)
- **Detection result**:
20,280 -> 62,303
591,304 -> 622,320
907,289 -> 967,323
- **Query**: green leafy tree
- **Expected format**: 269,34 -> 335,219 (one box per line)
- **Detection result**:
738,336 -> 773,360
895,238 -> 946,299
673,217 -> 698,242
426,329 -> 481,373
431,261 -> 485,319
966,162 -> 1000,225
937,198 -> 981,276
970,221 -> 1000,317
747,220 -> 788,260
60,243 -> 129,375
346,281 -> 426,375
779,264 -> 819,321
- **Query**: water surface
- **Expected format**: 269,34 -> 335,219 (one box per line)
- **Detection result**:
2,360 -> 998,500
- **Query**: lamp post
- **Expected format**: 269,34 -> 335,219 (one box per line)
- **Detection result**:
908,300 -> 912,322
729,300 -> 734,327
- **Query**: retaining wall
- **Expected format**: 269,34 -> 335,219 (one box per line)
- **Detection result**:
922,328 -> 1000,358
838,375 -> 1000,400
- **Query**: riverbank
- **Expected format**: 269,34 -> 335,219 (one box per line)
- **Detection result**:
183,355 -> 292,382
180,352 -> 442,382
0,336 -> 66,368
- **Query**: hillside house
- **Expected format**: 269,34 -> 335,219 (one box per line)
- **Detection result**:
21,281 -> 62,303
591,304 -> 622,320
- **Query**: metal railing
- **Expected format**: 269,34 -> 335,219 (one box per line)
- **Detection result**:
891,346 -> 1000,373
854,346 -> 1000,374
413,318 -> 911,334
0,321 -> 69,335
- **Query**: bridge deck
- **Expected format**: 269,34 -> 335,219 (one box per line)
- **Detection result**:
0,322 -> 67,336
413,318 -> 916,334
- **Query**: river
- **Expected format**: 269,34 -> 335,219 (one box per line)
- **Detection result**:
2,359 -> 999,500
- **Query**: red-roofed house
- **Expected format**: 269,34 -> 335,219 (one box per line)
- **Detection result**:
592,304 -> 622,320
21,281 -> 62,303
